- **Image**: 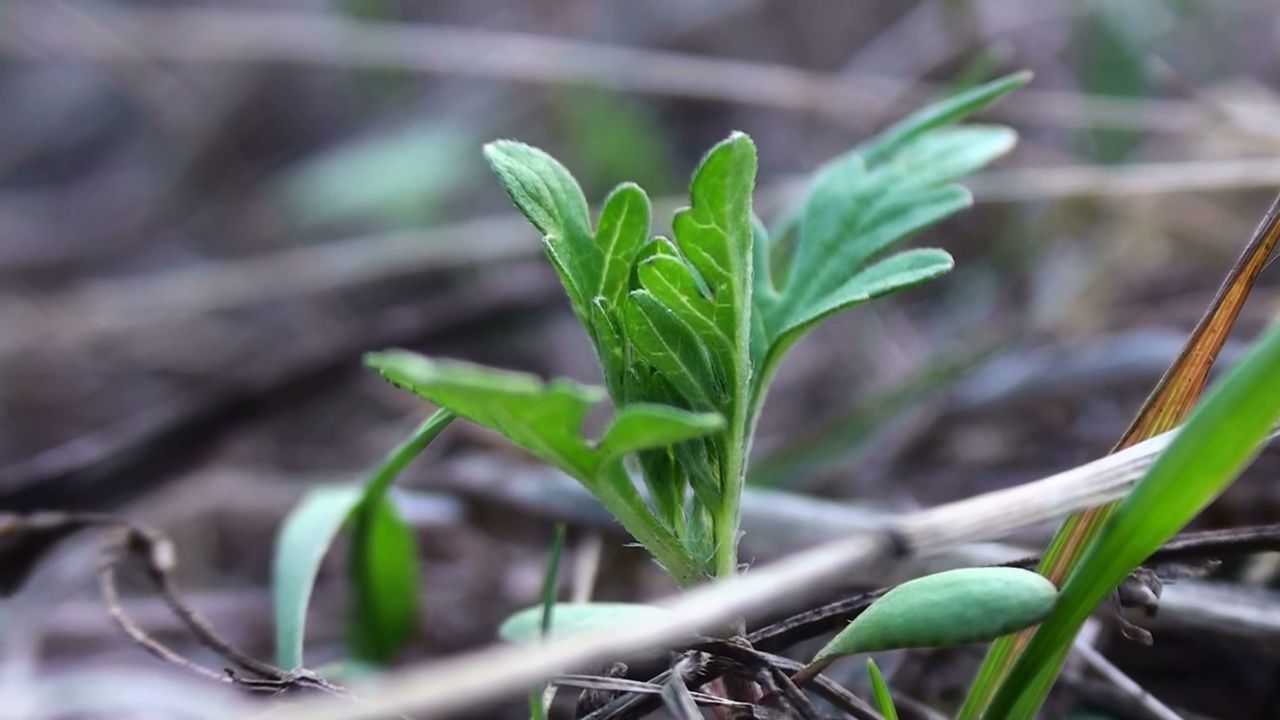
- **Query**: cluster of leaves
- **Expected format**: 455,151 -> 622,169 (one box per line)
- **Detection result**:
371,71 -> 1029,585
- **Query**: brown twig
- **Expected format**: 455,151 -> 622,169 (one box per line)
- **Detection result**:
4,511 -> 342,695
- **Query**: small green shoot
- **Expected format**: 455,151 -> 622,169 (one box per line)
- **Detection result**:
528,523 -> 566,720
272,409 -> 454,668
866,658 -> 899,720
369,72 -> 1029,585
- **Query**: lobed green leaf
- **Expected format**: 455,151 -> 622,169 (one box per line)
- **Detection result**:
755,73 -> 1026,407
365,350 -> 719,584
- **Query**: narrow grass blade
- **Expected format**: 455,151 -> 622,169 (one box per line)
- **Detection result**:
961,193 -> 1280,718
988,321 -> 1280,718
528,522 -> 566,720
866,659 -> 899,720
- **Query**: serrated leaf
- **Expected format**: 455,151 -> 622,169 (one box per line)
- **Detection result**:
757,73 -> 1025,402
484,140 -> 596,316
365,350 -> 718,584
498,603 -> 672,643
860,71 -> 1031,166
630,132 -> 756,422
866,659 -> 899,720
484,141 -> 651,398
349,494 -> 420,663
274,486 -> 359,669
987,322 -> 1280,718
625,290 -> 723,411
783,248 -> 954,338
810,568 -> 1057,666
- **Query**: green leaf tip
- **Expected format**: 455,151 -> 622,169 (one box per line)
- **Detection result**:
866,658 -> 900,720
812,567 -> 1057,664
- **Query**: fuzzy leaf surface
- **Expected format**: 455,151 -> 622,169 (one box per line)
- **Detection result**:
365,350 -> 720,584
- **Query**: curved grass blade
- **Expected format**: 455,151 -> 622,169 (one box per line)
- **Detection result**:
986,320 -> 1280,718
962,193 -> 1280,718
274,486 -> 360,669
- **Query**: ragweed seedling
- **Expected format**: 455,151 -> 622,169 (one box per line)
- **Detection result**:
370,72 -> 1029,584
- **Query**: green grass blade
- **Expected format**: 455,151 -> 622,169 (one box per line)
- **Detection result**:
962,194 -> 1280,718
349,495 -> 421,662
986,322 -> 1280,718
866,658 -> 899,720
539,523 -> 567,636
527,522 -> 566,720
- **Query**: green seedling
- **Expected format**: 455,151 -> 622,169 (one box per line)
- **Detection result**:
793,567 -> 1057,685
273,409 -> 454,668
370,72 -> 1029,587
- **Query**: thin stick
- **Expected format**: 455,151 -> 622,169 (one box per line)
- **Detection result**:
5,4 -> 1224,135
1072,639 -> 1183,720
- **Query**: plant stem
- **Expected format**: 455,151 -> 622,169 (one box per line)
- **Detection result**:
356,408 -> 456,512
597,463 -> 705,586
713,436 -> 747,580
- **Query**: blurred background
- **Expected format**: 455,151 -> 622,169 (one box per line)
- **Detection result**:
3,1 -> 1280,718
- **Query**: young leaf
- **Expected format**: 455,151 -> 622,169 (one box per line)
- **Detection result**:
483,140 -> 596,317
627,132 -> 757,422
484,141 -> 650,399
810,568 -> 1056,663
986,322 -> 1280,718
274,486 -> 360,669
597,404 -> 725,464
860,71 -> 1031,166
349,495 -> 420,662
499,603 -> 672,642
755,73 -> 1026,404
866,659 -> 899,720
365,350 -> 721,585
